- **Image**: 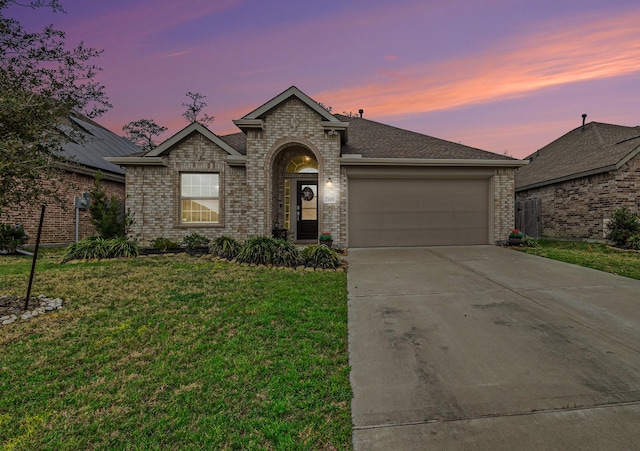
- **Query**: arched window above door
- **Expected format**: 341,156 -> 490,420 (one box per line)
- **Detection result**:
286,155 -> 318,173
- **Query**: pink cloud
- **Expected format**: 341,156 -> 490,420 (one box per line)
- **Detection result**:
318,9 -> 640,119
384,55 -> 399,61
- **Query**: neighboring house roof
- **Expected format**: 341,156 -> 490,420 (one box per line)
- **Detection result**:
59,115 -> 140,176
515,122 -> 640,191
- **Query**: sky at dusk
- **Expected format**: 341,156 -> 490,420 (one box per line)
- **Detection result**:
10,0 -> 640,159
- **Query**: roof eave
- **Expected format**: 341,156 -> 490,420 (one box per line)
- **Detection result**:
515,164 -> 617,192
227,155 -> 246,167
340,157 -> 528,167
104,156 -> 167,166
58,162 -> 125,183
323,122 -> 349,143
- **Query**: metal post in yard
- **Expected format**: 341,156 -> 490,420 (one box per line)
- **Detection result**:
25,204 -> 45,310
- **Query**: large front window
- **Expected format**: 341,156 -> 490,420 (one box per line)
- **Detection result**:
181,173 -> 219,223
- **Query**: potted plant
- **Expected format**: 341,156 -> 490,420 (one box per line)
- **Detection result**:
318,232 -> 333,248
508,229 -> 523,246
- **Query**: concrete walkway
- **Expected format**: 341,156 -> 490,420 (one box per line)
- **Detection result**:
347,246 -> 640,450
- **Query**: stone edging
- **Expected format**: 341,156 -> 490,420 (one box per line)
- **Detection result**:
0,294 -> 63,326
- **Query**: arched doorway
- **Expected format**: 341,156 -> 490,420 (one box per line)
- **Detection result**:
272,147 -> 319,241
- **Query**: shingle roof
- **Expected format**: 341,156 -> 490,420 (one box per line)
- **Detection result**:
515,122 -> 640,190
219,132 -> 247,155
334,114 -> 513,160
59,116 -> 141,175
216,114 -> 514,161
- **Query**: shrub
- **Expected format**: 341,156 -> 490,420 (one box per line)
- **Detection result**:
63,236 -> 139,262
151,237 -> 181,251
89,171 -> 134,239
210,236 -> 241,259
302,245 -> 341,269
182,232 -> 210,251
607,207 -> 640,245
521,236 -> 537,248
627,235 -> 640,250
0,223 -> 28,253
236,236 -> 275,265
271,239 -> 302,267
236,235 -> 301,267
106,237 -> 140,259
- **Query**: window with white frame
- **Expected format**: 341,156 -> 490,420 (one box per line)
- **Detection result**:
180,173 -> 219,223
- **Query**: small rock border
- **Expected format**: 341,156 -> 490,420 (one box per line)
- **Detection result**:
0,294 -> 63,326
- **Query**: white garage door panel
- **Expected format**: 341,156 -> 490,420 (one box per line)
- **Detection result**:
349,178 -> 490,247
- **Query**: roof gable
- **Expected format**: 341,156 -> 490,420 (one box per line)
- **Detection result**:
146,121 -> 243,157
238,86 -> 340,123
232,86 -> 348,143
515,122 -> 640,190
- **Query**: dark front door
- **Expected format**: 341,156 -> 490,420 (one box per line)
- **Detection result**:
297,181 -> 318,240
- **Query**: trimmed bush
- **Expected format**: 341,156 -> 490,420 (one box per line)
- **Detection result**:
151,237 -> 181,251
302,245 -> 341,269
182,232 -> 210,251
607,207 -> 640,245
63,236 -> 139,262
210,236 -> 241,259
236,236 -> 301,267
271,238 -> 302,267
627,235 -> 640,250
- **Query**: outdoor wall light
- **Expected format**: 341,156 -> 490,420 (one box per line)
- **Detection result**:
326,178 -> 333,186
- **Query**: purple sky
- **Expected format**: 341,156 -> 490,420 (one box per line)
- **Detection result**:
11,0 -> 640,158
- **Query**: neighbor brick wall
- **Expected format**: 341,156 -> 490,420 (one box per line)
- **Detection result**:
1,171 -> 124,245
516,154 -> 640,240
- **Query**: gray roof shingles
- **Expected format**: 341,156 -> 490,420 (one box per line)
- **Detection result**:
515,122 -> 640,190
58,116 -> 141,175
216,114 -> 514,161
334,114 -> 513,160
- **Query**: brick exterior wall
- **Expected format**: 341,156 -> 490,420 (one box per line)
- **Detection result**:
124,96 -> 516,247
1,170 -> 124,245
126,98 -> 343,246
126,134 -> 250,245
492,168 -> 516,243
515,155 -> 640,240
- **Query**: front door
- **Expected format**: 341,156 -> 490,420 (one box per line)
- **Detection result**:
297,181 -> 318,240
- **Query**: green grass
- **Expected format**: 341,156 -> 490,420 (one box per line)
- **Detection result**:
0,252 -> 351,450
517,239 -> 640,280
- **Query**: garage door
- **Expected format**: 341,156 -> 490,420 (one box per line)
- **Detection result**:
348,178 -> 490,247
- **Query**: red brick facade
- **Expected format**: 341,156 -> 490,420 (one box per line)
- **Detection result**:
515,155 -> 640,240
1,170 -> 125,245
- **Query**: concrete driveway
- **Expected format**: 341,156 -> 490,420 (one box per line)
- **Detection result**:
348,246 -> 640,450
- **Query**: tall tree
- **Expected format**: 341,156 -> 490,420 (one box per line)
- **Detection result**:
122,119 -> 167,152
182,91 -> 214,125
0,0 -> 110,213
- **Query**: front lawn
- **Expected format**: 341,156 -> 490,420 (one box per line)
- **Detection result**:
0,252 -> 352,450
517,239 -> 640,280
